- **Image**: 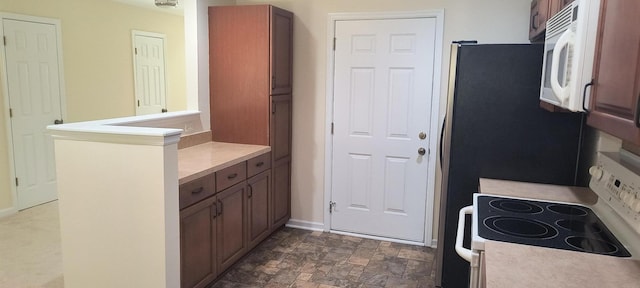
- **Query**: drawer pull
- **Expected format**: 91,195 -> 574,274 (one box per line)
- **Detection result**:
256,161 -> 264,167
217,200 -> 223,216
227,173 -> 238,180
212,203 -> 217,219
191,187 -> 204,194
248,185 -> 253,198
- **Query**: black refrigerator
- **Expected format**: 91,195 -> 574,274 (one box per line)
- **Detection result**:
434,43 -> 596,287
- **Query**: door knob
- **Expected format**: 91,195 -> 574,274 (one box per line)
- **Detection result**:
418,148 -> 426,156
419,132 -> 427,140
54,119 -> 64,125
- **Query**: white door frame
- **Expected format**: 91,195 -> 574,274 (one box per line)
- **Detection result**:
324,10 -> 444,247
0,13 -> 67,216
131,30 -> 168,115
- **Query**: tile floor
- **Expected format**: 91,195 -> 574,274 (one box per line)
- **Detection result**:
212,229 -> 436,288
0,201 -> 436,288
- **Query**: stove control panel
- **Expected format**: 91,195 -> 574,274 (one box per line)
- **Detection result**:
589,150 -> 640,232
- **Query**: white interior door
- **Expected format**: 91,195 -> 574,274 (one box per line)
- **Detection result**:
331,18 -> 436,242
133,32 -> 167,115
3,18 -> 63,210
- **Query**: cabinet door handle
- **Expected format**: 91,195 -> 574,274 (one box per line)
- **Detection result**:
531,12 -> 539,30
191,187 -> 204,194
212,203 -> 217,219
227,173 -> 238,180
636,93 -> 640,128
582,80 -> 594,113
217,200 -> 223,216
256,161 -> 264,167
248,185 -> 253,198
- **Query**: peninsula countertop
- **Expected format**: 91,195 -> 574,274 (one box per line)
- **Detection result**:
478,178 -> 640,288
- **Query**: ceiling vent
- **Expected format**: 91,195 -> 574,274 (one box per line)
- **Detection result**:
155,0 -> 178,7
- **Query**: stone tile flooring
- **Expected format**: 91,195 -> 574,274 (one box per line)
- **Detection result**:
211,228 -> 436,288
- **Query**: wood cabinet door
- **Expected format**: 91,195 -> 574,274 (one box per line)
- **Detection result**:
587,0 -> 640,144
529,0 -> 550,41
247,170 -> 272,249
271,161 -> 291,229
270,6 -> 293,95
180,196 -> 217,288
209,5 -> 270,146
216,182 -> 247,272
271,95 -> 292,162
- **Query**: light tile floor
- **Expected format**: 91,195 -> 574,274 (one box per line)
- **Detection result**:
0,202 -> 436,288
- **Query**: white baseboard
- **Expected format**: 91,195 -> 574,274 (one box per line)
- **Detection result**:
430,239 -> 437,248
285,219 -> 324,231
0,206 -> 17,219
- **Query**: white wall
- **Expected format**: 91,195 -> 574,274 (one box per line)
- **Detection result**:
232,0 -> 532,239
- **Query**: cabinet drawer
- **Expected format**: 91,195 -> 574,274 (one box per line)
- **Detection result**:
247,153 -> 271,178
216,162 -> 247,192
179,175 -> 215,210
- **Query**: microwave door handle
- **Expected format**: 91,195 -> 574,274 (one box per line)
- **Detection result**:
455,205 -> 474,263
550,29 -> 574,104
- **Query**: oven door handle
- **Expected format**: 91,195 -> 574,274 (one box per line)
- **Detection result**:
455,205 -> 474,262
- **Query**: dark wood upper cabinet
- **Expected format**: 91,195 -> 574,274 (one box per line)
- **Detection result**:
270,6 -> 294,95
587,0 -> 640,144
210,5 -> 293,146
529,0 -> 551,41
529,0 -> 573,42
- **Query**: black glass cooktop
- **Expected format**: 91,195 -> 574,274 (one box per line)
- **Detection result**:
477,196 -> 631,257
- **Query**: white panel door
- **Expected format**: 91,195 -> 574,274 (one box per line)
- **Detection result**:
133,33 -> 167,115
3,18 -> 63,210
331,18 -> 436,242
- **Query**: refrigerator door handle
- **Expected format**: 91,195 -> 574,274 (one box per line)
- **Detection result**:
439,116 -> 446,169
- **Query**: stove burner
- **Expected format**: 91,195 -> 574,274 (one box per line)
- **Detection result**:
565,236 -> 619,254
555,219 -> 602,233
484,216 -> 558,239
547,204 -> 588,216
488,199 -> 543,214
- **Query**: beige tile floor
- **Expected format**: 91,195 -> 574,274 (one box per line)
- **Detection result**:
0,201 -> 64,288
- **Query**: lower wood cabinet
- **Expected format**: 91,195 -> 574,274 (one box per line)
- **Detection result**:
180,196 -> 217,288
215,181 -> 247,272
271,160 -> 291,229
180,152 -> 277,288
247,170 -> 271,249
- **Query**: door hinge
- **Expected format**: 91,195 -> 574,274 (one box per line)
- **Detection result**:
331,122 -> 334,135
333,37 -> 336,51
3,36 -> 6,46
135,47 -> 137,55
15,177 -> 19,187
329,201 -> 336,213
272,102 -> 276,114
9,108 -> 12,118
137,100 -> 140,107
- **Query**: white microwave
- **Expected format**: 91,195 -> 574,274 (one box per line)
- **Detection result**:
540,0 -> 600,112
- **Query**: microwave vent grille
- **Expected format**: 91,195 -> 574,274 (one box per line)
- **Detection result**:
546,2 -> 576,39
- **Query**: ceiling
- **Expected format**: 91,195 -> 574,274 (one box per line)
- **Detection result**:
111,0 -> 184,16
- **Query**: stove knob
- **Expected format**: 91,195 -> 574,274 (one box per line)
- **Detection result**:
589,166 -> 604,180
633,197 -> 640,213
